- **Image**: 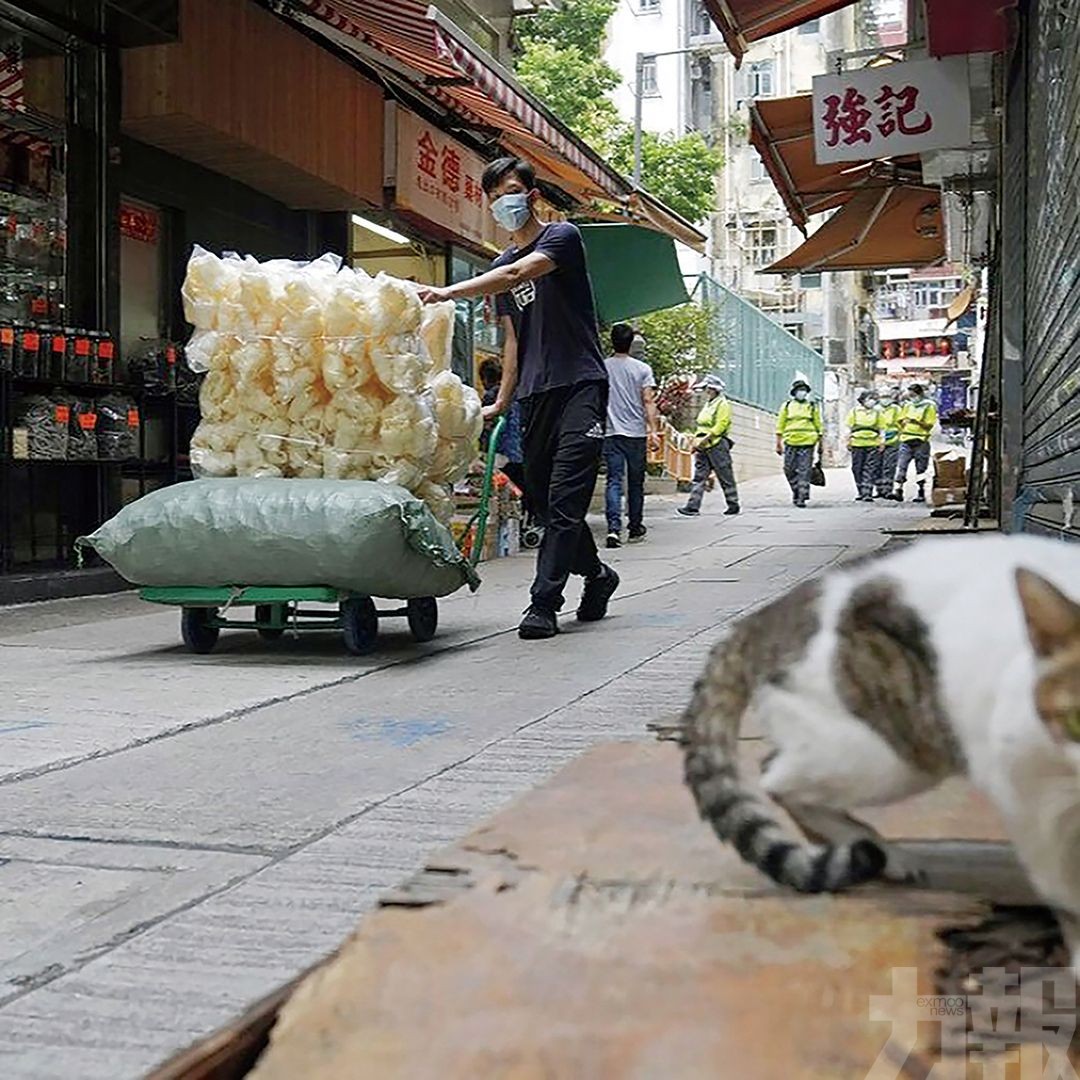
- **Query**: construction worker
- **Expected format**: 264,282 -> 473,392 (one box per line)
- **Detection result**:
776,379 -> 823,508
892,383 -> 938,503
678,374 -> 740,517
847,389 -> 882,502
875,385 -> 901,498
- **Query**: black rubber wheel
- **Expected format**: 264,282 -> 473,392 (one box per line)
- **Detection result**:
341,596 -> 379,656
406,597 -> 438,643
181,607 -> 220,654
255,604 -> 286,641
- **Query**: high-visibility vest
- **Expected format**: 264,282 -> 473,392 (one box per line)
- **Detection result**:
899,400 -> 937,440
878,404 -> 901,445
694,396 -> 732,448
846,407 -> 882,448
777,399 -> 822,447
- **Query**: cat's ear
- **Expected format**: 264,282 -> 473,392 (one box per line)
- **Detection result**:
1016,568 -> 1080,658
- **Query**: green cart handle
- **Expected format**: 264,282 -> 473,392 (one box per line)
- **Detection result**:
461,414 -> 507,568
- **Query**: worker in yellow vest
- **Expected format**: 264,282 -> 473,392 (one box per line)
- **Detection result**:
875,386 -> 902,498
678,374 -> 740,517
891,383 -> 938,503
776,380 -> 823,508
846,389 -> 882,501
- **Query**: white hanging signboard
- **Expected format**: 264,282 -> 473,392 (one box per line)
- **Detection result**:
812,57 -> 972,164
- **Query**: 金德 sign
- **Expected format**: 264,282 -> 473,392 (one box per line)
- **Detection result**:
394,109 -> 498,248
812,57 -> 971,165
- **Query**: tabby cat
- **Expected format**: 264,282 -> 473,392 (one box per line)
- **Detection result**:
682,535 -> 1080,970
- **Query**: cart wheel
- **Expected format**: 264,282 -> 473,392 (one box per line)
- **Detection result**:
255,604 -> 285,641
406,597 -> 438,643
181,607 -> 219,655
341,596 -> 379,656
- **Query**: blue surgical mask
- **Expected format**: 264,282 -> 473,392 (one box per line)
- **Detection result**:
490,192 -> 532,232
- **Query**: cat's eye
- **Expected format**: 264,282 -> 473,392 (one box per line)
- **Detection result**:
1060,710 -> 1080,741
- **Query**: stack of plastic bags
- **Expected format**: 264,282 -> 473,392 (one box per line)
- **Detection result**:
183,248 -> 482,524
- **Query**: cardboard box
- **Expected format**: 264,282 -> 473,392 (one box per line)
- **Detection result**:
931,487 -> 966,508
933,452 -> 967,488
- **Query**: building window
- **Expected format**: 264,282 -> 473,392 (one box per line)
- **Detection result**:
690,0 -> 713,36
798,18 -> 821,34
745,225 -> 777,267
640,55 -> 659,96
749,60 -> 774,98
800,272 -> 822,288
639,0 -> 661,11
749,154 -> 767,182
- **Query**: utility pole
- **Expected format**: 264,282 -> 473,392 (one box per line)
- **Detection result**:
631,45 -> 725,191
633,52 -> 645,188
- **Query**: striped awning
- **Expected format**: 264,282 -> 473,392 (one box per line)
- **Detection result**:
703,0 -> 857,66
293,1 -> 705,250
300,0 -> 625,201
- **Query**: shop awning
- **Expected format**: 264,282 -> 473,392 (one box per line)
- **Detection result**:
763,186 -> 945,274
749,95 -> 921,231
296,0 -> 705,250
703,0 -> 857,66
578,224 -> 690,324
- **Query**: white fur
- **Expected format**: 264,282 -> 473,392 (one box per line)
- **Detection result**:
755,535 -> 1080,960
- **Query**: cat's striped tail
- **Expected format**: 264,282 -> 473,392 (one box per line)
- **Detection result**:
681,631 -> 887,894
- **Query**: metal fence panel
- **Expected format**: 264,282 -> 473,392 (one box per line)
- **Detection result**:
697,274 -> 826,415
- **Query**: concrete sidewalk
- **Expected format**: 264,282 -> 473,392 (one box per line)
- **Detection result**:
0,471 -> 924,1079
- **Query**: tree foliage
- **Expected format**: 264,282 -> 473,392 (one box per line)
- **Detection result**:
635,301 -> 721,386
516,41 -> 621,148
610,127 -> 721,224
513,0 -> 720,223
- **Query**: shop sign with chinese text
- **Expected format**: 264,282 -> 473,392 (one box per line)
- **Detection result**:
812,57 -> 971,164
395,110 -> 497,248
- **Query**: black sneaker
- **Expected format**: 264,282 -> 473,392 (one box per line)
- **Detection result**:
627,526 -> 647,543
577,565 -> 620,623
724,506 -> 741,516
518,605 -> 558,640
676,507 -> 698,517
605,532 -> 621,549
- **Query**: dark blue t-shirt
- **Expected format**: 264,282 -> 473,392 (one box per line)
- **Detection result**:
493,222 -> 606,400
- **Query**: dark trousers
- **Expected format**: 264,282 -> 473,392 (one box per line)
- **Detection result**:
895,439 -> 931,488
520,381 -> 607,612
604,435 -> 646,534
850,446 -> 877,498
783,444 -> 814,503
686,442 -> 739,512
876,443 -> 899,496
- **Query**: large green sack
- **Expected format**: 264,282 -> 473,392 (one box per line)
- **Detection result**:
78,479 -> 479,598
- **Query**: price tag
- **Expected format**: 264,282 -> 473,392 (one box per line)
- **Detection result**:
52,335 -> 66,353
127,409 -> 140,428
98,341 -> 115,360
23,332 -> 40,351
166,345 -> 177,366
75,338 -> 91,356
30,298 -> 47,317
55,405 -> 70,424
78,412 -> 98,431
0,328 -> 14,346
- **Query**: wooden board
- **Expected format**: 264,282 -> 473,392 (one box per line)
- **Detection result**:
122,0 -> 384,211
153,740 -> 1080,1079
